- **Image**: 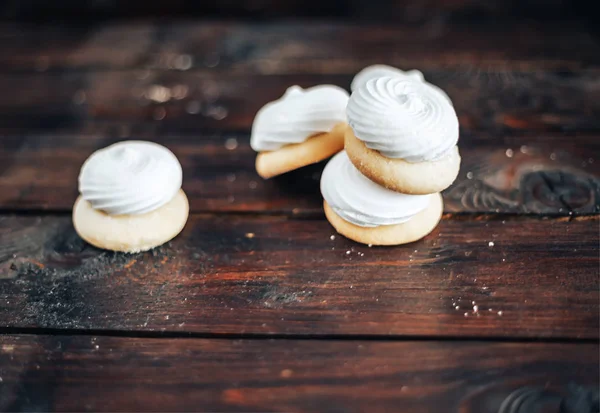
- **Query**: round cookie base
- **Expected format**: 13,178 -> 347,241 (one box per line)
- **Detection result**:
345,128 -> 461,195
323,193 -> 443,246
73,189 -> 189,253
256,123 -> 346,179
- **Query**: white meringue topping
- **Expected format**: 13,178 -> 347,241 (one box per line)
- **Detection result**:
351,64 -> 452,105
79,141 -> 182,215
351,65 -> 424,91
250,85 -> 349,152
321,151 -> 431,227
346,76 -> 459,162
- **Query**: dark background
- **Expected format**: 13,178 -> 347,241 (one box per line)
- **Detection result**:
0,0 -> 597,23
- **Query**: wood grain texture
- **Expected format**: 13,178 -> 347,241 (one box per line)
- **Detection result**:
0,71 -> 597,133
0,21 -> 598,73
0,215 -> 597,339
0,129 -> 597,214
0,334 -> 597,412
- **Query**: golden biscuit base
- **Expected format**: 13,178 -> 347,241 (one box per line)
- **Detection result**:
255,123 -> 347,179
73,189 -> 189,253
345,128 -> 461,195
323,193 -> 443,246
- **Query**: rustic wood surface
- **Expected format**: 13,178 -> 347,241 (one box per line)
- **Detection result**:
0,334 -> 598,413
0,18 -> 598,412
1,215 -> 597,339
0,21 -> 598,72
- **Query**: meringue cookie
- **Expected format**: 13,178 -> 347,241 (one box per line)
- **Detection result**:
346,76 -> 459,162
321,151 -> 431,227
251,85 -> 349,152
351,64 -> 452,105
79,141 -> 182,215
351,65 -> 424,91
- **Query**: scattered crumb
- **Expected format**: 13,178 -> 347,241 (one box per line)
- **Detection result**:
498,311 -> 503,316
368,244 -> 373,248
472,301 -> 476,305
245,233 -> 255,239
455,306 -> 459,310
520,145 -> 529,154
249,181 -> 258,189
473,305 -> 478,312
464,313 -> 468,317
505,149 -> 513,158
466,172 -> 473,179
330,235 -> 336,240
488,241 -> 495,247
224,138 -> 238,150
280,369 -> 293,378
550,153 -> 557,161
346,251 -> 351,255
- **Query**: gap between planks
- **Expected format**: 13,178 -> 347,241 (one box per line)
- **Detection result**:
0,326 -> 598,344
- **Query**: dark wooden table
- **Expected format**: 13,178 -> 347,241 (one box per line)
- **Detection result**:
0,18 -> 598,413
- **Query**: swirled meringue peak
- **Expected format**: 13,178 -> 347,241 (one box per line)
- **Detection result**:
321,151 -> 431,227
250,85 -> 349,152
351,64 -> 424,91
347,76 -> 459,162
351,64 -> 452,105
79,141 -> 183,215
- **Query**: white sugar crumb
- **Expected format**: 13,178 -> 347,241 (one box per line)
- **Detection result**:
498,311 -> 503,316
224,138 -> 238,150
505,149 -> 513,158
464,312 -> 469,317
346,251 -> 351,255
488,241 -> 495,247
466,172 -> 474,179
489,308 -> 493,312
455,306 -> 460,310
473,305 -> 479,312
520,145 -> 529,154
550,152 -> 557,161
471,301 -> 476,305
368,244 -> 373,248
330,235 -> 336,240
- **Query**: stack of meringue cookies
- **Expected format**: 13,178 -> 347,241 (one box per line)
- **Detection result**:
252,64 -> 460,246
72,65 -> 460,253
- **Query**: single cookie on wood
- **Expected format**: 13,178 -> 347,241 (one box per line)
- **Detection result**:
346,76 -> 461,194
251,85 -> 349,178
73,140 -> 189,253
321,151 -> 443,246
73,189 -> 189,253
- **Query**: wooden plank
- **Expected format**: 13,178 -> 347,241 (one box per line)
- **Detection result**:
0,21 -> 598,73
0,71 -> 597,133
0,334 -> 597,412
0,215 -> 597,339
0,129 -> 597,214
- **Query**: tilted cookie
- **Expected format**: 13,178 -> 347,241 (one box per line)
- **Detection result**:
73,141 -> 189,253
321,151 -> 443,246
346,76 -> 460,194
251,85 -> 349,179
